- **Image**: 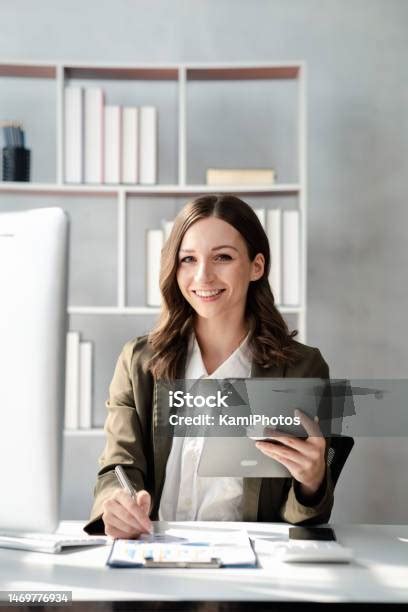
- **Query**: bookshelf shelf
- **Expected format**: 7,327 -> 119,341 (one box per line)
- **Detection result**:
68,305 -> 300,316
0,182 -> 119,196
65,66 -> 179,81
0,60 -> 303,78
0,182 -> 301,196
186,65 -> 301,80
0,62 -> 56,78
126,184 -> 301,195
68,306 -> 160,315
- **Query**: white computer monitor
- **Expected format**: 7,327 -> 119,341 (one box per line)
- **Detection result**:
0,207 -> 68,533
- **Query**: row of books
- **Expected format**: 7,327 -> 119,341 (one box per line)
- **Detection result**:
145,209 -> 300,307
254,208 -> 300,306
64,331 -> 93,430
64,87 -> 157,185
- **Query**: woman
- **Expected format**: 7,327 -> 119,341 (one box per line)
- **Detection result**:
84,194 -> 333,537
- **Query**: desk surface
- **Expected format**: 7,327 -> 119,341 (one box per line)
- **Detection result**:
0,521 -> 407,604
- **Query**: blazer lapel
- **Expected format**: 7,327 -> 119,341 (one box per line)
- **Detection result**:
152,346 -> 188,508
243,359 -> 285,521
250,360 -> 285,378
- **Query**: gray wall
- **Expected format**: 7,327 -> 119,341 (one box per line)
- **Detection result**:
1,0 -> 407,523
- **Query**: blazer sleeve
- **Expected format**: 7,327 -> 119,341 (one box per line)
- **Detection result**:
83,340 -> 148,534
279,347 -> 334,525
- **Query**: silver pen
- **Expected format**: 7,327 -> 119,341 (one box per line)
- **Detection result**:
114,465 -> 137,499
114,465 -> 154,534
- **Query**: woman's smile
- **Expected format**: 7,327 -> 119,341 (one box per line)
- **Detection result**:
192,288 -> 226,301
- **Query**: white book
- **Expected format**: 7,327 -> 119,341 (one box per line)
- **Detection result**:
84,88 -> 104,183
146,229 -> 164,306
122,107 -> 139,184
64,87 -> 83,183
266,209 -> 282,305
64,331 -> 80,430
79,341 -> 93,429
282,210 -> 300,305
254,208 -> 265,229
161,219 -> 174,242
139,106 -> 157,184
104,105 -> 122,184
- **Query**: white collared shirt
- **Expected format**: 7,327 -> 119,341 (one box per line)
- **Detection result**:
159,334 -> 252,521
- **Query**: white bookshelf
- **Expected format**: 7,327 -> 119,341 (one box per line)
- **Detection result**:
1,59 -> 307,434
0,182 -> 300,195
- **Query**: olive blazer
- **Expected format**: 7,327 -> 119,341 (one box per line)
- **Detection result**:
84,336 -> 333,534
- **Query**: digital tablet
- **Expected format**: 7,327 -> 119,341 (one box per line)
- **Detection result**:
197,436 -> 290,478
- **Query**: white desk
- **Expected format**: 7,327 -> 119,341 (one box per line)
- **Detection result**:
0,521 -> 407,604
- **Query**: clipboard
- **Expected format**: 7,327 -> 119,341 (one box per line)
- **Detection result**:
106,529 -> 256,569
107,540 -> 222,568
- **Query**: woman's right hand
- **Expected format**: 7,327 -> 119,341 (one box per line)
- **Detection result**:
102,489 -> 152,539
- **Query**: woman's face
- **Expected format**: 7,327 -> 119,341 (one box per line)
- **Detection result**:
176,217 -> 264,321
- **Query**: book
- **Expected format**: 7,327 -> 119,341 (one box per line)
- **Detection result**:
84,88 -> 104,183
104,105 -> 122,184
282,210 -> 300,305
161,219 -> 174,242
79,341 -> 93,429
146,229 -> 164,306
206,168 -> 276,186
139,106 -> 157,184
254,208 -> 265,229
266,209 -> 282,304
122,107 -> 139,184
64,331 -> 80,430
64,87 -> 83,183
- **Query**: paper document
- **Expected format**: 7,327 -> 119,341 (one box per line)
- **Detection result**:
107,528 -> 256,568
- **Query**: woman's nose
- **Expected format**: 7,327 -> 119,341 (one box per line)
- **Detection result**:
194,261 -> 214,283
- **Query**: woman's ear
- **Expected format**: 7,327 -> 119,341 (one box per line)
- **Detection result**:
250,253 -> 265,281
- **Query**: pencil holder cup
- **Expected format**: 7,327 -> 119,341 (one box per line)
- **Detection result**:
2,146 -> 30,181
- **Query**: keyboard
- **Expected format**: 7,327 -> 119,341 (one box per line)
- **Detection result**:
252,537 -> 353,564
283,540 -> 353,563
0,531 -> 108,554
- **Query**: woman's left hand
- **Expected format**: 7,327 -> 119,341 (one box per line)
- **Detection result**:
255,409 -> 327,498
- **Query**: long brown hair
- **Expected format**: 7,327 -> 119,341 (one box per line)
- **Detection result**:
147,194 -> 298,380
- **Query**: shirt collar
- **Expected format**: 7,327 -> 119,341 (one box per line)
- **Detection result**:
186,332 -> 252,379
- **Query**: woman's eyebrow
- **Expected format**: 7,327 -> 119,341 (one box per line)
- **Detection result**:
212,245 -> 238,252
179,245 -> 238,253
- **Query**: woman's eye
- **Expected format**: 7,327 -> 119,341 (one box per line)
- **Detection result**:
180,256 -> 195,263
215,253 -> 232,261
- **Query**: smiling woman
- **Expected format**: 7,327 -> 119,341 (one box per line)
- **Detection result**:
148,194 -> 299,380
84,194 -> 333,538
